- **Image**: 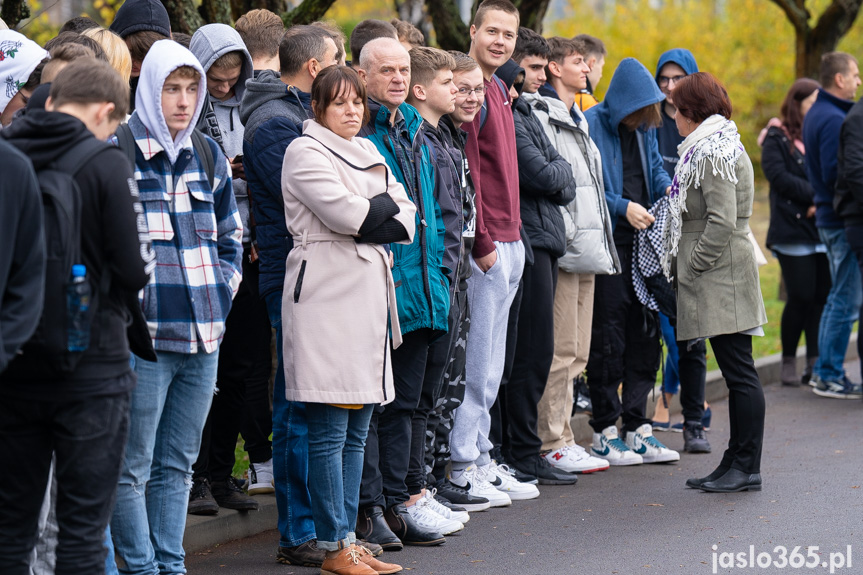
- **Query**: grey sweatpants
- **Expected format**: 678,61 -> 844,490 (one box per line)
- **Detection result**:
450,240 -> 524,468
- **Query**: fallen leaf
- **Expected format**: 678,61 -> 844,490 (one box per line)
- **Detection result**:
470,560 -> 484,563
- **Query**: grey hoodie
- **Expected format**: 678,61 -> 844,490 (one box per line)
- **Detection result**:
191,24 -> 254,242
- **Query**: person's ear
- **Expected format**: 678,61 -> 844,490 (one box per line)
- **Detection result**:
308,58 -> 321,79
547,60 -> 562,79
96,102 -> 116,124
357,68 -> 368,85
45,96 -> 55,111
412,83 -> 426,102
469,25 -> 477,41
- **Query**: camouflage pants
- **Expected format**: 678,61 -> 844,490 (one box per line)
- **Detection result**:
425,290 -> 470,484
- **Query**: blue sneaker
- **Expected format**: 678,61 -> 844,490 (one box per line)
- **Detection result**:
652,420 -> 671,432
812,376 -> 863,399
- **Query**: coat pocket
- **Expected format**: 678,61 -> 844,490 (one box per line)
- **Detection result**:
187,179 -> 218,242
138,178 -> 174,242
294,260 -> 307,303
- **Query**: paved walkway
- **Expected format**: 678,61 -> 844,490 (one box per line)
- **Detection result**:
186,363 -> 863,575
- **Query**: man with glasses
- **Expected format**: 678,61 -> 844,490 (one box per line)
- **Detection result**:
654,49 -> 699,175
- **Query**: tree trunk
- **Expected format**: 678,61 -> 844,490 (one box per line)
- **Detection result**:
427,0 -> 470,51
230,0 -> 285,21
162,0 -> 204,33
0,0 -> 31,29
282,0 -> 337,26
200,0 -> 233,24
770,0 -> 862,79
515,0 -> 551,32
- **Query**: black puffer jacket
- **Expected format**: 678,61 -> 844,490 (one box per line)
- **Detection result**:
512,94 -> 576,258
835,99 -> 863,226
763,125 -> 819,247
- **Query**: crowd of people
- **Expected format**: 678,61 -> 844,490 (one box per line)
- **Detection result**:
0,0 -> 860,573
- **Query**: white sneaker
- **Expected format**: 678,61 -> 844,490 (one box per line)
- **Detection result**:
423,489 -> 469,524
624,424 -> 680,464
450,466 -> 512,508
406,496 -> 464,535
480,462 -> 540,501
545,445 -> 610,474
247,458 -> 275,495
591,426 -> 643,466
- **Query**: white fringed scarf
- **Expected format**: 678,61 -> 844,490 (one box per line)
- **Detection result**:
662,114 -> 744,280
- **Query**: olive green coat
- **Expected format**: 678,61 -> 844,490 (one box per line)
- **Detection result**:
675,152 -> 768,340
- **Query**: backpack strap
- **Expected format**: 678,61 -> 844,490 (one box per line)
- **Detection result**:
54,137 -> 113,177
479,75 -> 509,134
191,129 -> 215,191
115,123 -> 137,172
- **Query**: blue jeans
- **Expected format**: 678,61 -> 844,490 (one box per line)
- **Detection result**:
111,351 -> 219,575
815,227 -> 861,381
265,291 -> 315,548
659,313 -> 680,395
306,403 -> 374,551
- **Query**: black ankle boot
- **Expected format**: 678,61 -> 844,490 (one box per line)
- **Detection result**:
356,505 -> 403,551
384,503 -> 445,546
685,465 -> 730,489
700,468 -> 762,493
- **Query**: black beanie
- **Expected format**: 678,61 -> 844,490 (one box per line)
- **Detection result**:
109,0 -> 171,39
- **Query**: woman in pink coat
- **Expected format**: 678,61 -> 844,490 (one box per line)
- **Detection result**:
281,65 -> 415,575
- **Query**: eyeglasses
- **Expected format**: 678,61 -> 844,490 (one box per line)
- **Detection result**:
457,86 -> 485,97
658,75 -> 686,87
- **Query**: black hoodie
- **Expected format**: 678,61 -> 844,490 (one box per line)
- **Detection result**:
0,111 -> 154,398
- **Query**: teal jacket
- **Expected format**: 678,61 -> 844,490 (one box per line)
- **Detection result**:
360,99 -> 450,336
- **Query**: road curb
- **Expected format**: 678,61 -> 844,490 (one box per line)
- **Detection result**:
184,335 -> 859,553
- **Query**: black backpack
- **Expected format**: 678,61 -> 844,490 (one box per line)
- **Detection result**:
22,138 -> 113,374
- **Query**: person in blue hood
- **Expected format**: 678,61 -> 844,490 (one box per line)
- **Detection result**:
584,57 -> 680,468
654,48 -> 699,177
651,48 -> 712,454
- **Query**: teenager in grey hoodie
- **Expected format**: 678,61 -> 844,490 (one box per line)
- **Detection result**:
189,24 -> 275,514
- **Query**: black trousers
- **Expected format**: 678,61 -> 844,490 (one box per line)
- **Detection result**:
361,329 -> 433,510
676,329 -> 708,425
490,277 -> 524,459
408,319 -> 452,495
586,244 -> 662,434
775,252 -> 830,359
710,333 -> 765,474
506,249 -> 558,463
0,381 -> 132,575
193,254 -> 273,483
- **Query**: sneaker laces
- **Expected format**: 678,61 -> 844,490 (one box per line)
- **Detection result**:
640,434 -> 669,450
606,437 -> 630,453
190,479 -> 209,499
688,426 -> 707,440
490,461 -> 516,479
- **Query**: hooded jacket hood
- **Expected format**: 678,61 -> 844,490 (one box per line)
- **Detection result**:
496,58 -> 525,96
109,0 -> 171,39
1,109 -> 90,169
655,48 -> 699,80
190,23 -> 254,102
135,39 -> 207,164
602,58 -> 665,131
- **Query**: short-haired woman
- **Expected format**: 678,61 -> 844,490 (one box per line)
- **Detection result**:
282,65 -> 415,575
664,72 -> 768,493
761,78 -> 828,386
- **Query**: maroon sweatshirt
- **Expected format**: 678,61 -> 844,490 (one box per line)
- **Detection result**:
464,76 -> 521,258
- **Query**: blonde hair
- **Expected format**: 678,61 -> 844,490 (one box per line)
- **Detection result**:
83,28 -> 133,84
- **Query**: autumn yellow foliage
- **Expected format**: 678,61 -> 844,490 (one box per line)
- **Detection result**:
551,0 -> 863,170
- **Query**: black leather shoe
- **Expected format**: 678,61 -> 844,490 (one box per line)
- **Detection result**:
683,422 -> 712,454
356,505 -> 403,551
685,465 -> 730,489
276,539 -> 325,567
700,468 -> 762,493
514,456 -> 578,486
384,503 -> 445,546
210,477 -> 260,511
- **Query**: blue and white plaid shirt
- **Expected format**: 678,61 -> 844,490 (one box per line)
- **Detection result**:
116,115 -> 243,354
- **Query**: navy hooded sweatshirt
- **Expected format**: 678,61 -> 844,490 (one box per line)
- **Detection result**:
654,48 -> 699,178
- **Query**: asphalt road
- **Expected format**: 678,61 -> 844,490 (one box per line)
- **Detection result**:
187,379 -> 863,575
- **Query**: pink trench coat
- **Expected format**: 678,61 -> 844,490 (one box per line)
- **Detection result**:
280,119 -> 416,405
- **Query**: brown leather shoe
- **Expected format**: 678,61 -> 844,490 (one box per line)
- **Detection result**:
356,544 -> 402,574
320,546 -> 377,575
